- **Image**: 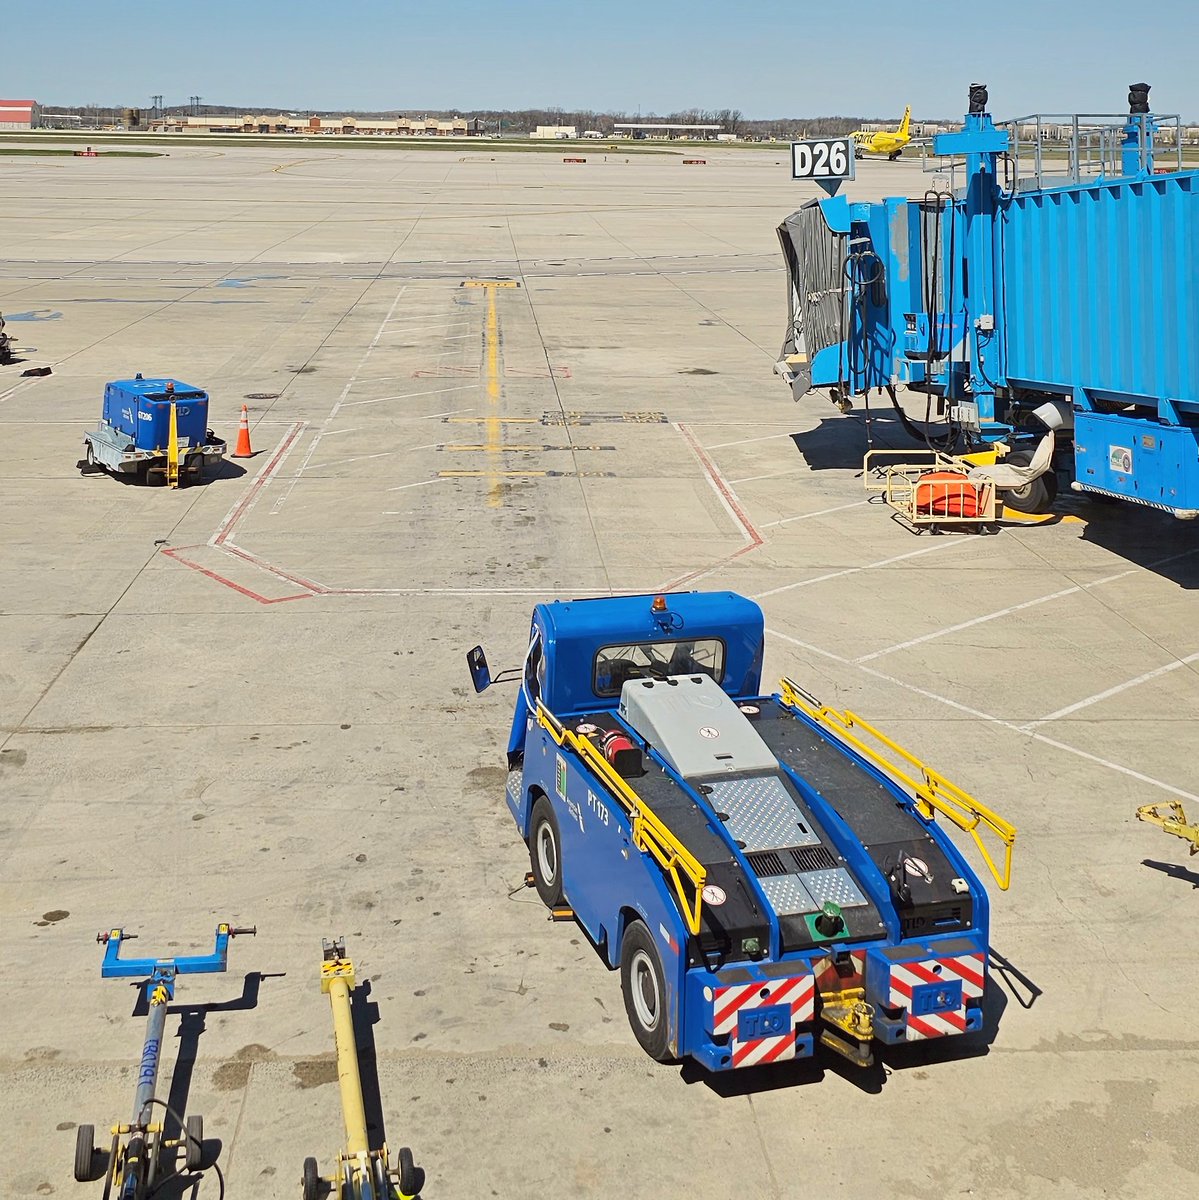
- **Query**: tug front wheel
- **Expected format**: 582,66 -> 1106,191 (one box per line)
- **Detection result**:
620,920 -> 674,1062
528,796 -> 564,907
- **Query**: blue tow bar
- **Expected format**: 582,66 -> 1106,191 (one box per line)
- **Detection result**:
73,923 -> 256,1200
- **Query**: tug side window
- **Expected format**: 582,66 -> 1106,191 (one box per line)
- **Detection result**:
524,634 -> 545,706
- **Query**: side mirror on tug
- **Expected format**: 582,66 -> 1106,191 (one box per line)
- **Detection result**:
467,645 -> 492,693
466,645 -> 523,693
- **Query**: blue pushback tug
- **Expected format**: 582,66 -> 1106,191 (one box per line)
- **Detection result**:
469,591 -> 1015,1072
82,374 -> 226,485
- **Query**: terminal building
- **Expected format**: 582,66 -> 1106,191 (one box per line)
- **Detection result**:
149,114 -> 477,136
613,122 -> 722,140
0,99 -> 41,129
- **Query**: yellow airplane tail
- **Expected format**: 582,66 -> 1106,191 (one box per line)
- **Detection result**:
898,105 -> 911,138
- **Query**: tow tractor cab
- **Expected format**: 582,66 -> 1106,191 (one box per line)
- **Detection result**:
470,591 -> 1015,1073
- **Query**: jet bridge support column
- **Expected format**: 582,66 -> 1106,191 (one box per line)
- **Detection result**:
932,84 -> 1011,440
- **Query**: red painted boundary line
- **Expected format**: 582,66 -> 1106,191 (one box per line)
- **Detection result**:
662,423 -> 765,590
161,422 -> 322,605
212,423 -> 307,548
219,541 -> 329,593
161,547 -> 312,605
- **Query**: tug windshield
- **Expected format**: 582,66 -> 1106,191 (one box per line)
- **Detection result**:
593,638 -> 725,698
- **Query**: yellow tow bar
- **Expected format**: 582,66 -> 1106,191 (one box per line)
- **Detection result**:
1137,802 -> 1199,855
166,398 -> 180,489
303,939 -> 425,1200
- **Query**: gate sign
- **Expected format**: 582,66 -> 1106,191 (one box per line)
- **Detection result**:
790,137 -> 855,187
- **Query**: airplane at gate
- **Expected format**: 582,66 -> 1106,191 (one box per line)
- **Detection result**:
852,106 -> 912,160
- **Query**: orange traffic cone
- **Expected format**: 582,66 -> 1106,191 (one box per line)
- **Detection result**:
232,404 -> 253,458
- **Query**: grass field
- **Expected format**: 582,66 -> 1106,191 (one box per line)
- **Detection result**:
0,146 -> 164,157
0,130 -> 682,153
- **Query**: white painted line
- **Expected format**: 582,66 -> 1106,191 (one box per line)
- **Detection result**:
1023,733 -> 1199,803
273,285 -> 408,510
706,431 -> 797,451
0,378 -> 39,405
341,383 -> 479,408
761,499 -> 870,529
385,477 -> 450,494
753,538 -> 974,599
210,421 -> 308,546
380,322 -> 469,334
857,578 -> 1129,663
766,625 -> 1199,804
857,546 -> 1199,664
310,450 -> 399,470
1023,650 -> 1199,728
319,427 -> 358,437
728,467 -> 803,485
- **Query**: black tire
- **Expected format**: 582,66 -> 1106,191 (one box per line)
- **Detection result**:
397,1146 -> 425,1198
302,1155 -> 321,1200
1002,447 -> 1059,514
528,795 -> 564,907
620,920 -> 673,1062
187,455 -> 205,482
74,1123 -> 95,1182
184,1114 -> 204,1171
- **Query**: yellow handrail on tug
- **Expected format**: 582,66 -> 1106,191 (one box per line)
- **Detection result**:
536,701 -> 708,935
778,678 -> 1017,890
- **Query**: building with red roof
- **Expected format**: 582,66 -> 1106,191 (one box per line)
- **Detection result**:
0,100 -> 41,129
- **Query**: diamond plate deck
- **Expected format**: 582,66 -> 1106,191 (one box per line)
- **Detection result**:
759,874 -> 819,916
706,775 -> 821,852
798,867 -> 869,909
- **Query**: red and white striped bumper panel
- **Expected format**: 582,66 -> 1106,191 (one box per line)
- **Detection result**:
713,973 -> 815,1068
889,953 -> 985,1041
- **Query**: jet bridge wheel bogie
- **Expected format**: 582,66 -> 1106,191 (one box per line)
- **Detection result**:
620,920 -> 675,1062
529,795 -> 564,907
1001,447 -> 1059,514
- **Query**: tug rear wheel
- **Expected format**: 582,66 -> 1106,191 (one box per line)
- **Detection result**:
620,920 -> 674,1062
73,1124 -> 95,1182
529,796 -> 564,907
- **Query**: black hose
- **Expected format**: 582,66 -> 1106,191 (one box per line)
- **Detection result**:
145,1098 -> 225,1200
886,384 -> 958,452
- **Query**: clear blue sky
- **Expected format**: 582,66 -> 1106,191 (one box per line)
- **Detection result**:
10,0 -> 1197,119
